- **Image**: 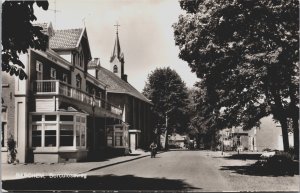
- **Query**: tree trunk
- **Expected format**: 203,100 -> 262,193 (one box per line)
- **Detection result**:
292,115 -> 299,160
270,84 -> 290,152
279,118 -> 290,152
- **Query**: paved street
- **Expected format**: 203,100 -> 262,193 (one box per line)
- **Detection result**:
2,150 -> 299,192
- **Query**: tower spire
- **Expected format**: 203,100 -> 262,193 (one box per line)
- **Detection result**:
114,22 -> 120,34
110,22 -> 124,63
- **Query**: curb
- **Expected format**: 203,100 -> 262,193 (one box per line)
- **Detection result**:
78,151 -> 164,175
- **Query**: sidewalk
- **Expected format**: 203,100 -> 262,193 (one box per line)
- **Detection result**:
1,149 -> 152,181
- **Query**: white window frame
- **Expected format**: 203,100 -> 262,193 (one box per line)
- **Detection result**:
36,61 -> 43,80
30,113 -> 87,152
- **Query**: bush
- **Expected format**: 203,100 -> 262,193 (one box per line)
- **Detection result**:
256,151 -> 295,176
7,136 -> 18,164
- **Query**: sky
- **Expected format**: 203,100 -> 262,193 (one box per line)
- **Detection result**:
34,0 -> 198,92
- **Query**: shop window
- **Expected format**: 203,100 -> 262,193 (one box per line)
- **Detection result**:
107,136 -> 113,146
60,115 -> 73,122
44,124 -> 57,147
1,122 -> 6,147
1,109 -> 7,147
32,125 -> 42,147
60,124 -> 73,146
115,132 -> 123,146
50,68 -> 56,79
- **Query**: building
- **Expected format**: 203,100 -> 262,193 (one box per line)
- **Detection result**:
88,29 -> 153,152
1,23 -> 152,163
219,116 -> 294,152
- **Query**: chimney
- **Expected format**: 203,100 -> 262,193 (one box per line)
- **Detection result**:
122,74 -> 127,82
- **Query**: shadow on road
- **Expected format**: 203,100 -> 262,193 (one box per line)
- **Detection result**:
2,174 -> 201,191
213,153 -> 262,160
220,161 -> 299,177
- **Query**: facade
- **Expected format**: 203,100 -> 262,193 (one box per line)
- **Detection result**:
1,23 -> 152,163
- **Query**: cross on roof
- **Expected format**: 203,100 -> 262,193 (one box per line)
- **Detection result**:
114,22 -> 120,33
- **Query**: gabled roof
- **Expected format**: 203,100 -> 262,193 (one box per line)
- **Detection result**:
49,28 -> 83,50
98,66 -> 151,104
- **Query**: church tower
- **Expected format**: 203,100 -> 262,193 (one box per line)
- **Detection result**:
110,23 -> 127,81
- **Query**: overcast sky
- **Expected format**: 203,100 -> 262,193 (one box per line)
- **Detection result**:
34,0 -> 198,92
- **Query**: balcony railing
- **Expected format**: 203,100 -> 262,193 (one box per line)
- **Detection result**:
33,80 -> 123,116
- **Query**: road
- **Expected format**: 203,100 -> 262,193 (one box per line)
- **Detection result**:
2,150 -> 231,191
85,150 -> 231,191
2,150 -> 299,192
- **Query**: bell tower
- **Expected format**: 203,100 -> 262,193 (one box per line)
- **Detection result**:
110,22 -> 127,81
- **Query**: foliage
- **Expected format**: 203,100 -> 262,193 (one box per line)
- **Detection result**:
7,135 -> 18,164
2,0 -> 49,79
143,67 -> 190,133
173,0 -> 299,152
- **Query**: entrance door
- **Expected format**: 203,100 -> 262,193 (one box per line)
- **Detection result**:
130,134 -> 136,150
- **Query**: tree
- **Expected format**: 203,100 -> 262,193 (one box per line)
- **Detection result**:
143,67 -> 190,138
2,0 -> 49,80
173,0 -> 299,157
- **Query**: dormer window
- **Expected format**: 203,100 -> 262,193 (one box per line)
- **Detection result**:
76,74 -> 82,89
113,65 -> 118,73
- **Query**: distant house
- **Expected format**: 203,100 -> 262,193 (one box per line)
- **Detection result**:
219,116 -> 294,152
168,133 -> 187,148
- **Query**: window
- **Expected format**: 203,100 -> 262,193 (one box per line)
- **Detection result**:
32,115 -> 42,122
50,68 -> 56,79
75,124 -> 86,147
63,74 -> 68,83
79,52 -> 84,67
44,124 -> 56,147
60,115 -> 73,122
113,65 -> 118,73
32,125 -> 42,147
36,61 -> 43,80
76,125 -> 80,146
1,109 -> 7,147
60,124 -> 73,146
81,126 -> 85,146
45,115 -> 56,121
76,74 -> 82,89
